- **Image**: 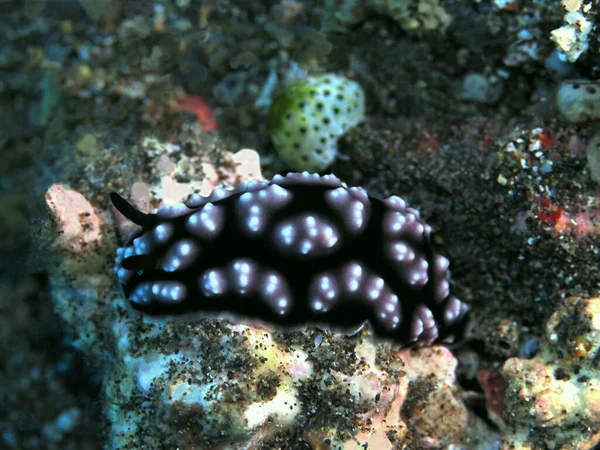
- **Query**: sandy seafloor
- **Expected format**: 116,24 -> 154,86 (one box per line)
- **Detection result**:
3,0 -> 600,449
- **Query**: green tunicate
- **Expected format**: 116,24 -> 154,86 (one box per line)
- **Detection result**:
268,73 -> 365,172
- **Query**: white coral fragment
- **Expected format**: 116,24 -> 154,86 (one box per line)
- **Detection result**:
551,11 -> 594,63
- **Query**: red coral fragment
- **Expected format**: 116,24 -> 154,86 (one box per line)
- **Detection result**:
536,197 -> 566,227
538,130 -> 555,150
417,130 -> 442,152
171,94 -> 218,131
476,369 -> 506,427
533,197 -> 597,238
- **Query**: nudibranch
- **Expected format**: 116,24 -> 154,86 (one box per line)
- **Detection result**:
111,172 -> 469,346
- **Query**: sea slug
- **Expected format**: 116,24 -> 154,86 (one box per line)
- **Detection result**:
111,172 -> 469,346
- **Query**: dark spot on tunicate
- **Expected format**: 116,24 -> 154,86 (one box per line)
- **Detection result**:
578,375 -> 590,383
336,94 -> 344,101
587,86 -> 597,94
573,84 -> 580,89
286,113 -> 292,120
313,125 -> 320,132
285,131 -> 292,137
293,142 -> 300,149
324,90 -> 331,97
310,90 -> 317,96
324,78 -> 331,84
323,117 -> 330,125
333,107 -> 340,115
300,127 -> 307,134
315,148 -> 323,155
320,137 -> 326,144
347,107 -> 352,113
316,102 -> 324,110
299,102 -> 306,109
301,155 -> 309,162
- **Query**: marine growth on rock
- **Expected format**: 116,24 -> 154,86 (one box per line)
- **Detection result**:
112,172 -> 469,346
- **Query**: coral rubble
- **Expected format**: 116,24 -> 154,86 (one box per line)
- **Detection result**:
502,297 -> 600,449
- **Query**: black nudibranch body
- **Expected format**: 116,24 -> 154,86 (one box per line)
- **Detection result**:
111,172 -> 469,346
